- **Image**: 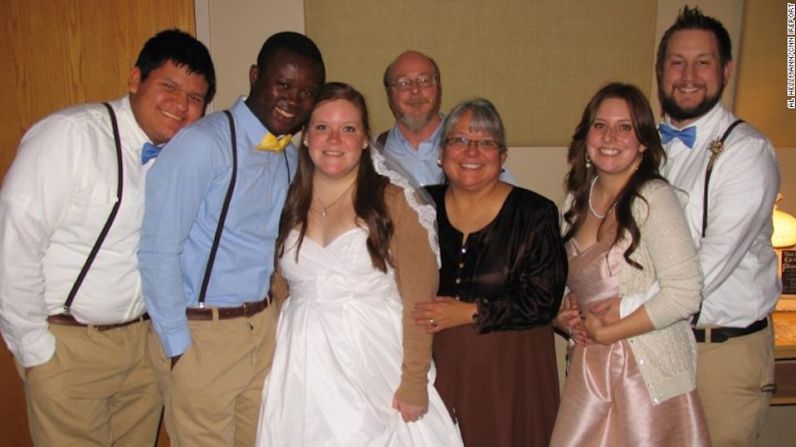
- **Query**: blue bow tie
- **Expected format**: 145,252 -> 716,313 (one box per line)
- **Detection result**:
141,142 -> 160,165
659,123 -> 697,149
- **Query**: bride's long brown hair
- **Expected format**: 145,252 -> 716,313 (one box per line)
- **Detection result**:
275,82 -> 394,272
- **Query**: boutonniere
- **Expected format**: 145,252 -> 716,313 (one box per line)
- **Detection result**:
708,138 -> 725,159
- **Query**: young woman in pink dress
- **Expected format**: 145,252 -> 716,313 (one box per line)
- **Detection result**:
551,82 -> 710,446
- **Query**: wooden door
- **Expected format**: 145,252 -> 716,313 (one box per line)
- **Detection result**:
0,1 -> 195,445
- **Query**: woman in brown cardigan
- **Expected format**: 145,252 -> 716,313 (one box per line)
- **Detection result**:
255,82 -> 462,446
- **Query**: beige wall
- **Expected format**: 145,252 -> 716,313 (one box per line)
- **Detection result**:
305,0 -> 658,147
200,0 -> 306,111
202,0 -> 789,212
734,0 -> 796,217
735,0 -> 796,148
776,149 -> 796,216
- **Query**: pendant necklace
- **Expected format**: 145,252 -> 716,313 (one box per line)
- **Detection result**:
588,177 -> 616,219
314,181 -> 355,217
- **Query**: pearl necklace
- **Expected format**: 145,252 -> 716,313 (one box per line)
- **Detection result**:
314,181 -> 355,217
588,177 -> 615,219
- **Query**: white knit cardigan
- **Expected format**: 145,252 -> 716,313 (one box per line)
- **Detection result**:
562,179 -> 703,404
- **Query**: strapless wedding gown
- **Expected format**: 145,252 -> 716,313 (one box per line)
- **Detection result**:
256,229 -> 462,446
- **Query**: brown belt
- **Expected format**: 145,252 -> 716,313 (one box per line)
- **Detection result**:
47,313 -> 150,331
186,297 -> 270,321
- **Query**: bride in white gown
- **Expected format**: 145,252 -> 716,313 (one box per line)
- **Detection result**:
256,82 -> 462,447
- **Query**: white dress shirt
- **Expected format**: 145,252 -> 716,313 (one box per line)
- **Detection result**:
661,103 -> 781,328
0,96 -> 151,367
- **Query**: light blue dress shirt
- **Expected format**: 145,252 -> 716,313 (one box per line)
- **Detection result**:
381,119 -> 517,186
139,98 -> 297,357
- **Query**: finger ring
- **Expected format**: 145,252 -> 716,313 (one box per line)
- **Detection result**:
429,319 -> 437,327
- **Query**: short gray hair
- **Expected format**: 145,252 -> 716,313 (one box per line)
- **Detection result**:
441,98 -> 507,152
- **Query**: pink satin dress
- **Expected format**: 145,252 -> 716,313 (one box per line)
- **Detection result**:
550,237 -> 710,446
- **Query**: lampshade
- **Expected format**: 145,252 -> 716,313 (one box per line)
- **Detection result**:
773,207 -> 796,248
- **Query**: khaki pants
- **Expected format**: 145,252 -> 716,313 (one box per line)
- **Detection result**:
149,303 -> 278,447
697,321 -> 775,447
19,321 -> 161,447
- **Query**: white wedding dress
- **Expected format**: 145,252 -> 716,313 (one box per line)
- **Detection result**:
256,229 -> 462,447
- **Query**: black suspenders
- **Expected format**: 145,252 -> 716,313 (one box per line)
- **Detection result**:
62,108 -> 244,310
197,111 -> 238,307
61,103 -> 123,315
692,119 -> 744,325
701,119 -> 744,238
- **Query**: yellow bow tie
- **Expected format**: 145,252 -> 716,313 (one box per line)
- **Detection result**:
256,132 -> 292,152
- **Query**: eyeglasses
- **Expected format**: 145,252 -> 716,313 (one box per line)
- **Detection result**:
444,136 -> 502,151
389,75 -> 439,92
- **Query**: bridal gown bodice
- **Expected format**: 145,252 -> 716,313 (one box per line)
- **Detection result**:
256,229 -> 462,447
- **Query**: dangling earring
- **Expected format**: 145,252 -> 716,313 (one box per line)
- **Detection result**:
436,158 -> 442,167
585,154 -> 592,169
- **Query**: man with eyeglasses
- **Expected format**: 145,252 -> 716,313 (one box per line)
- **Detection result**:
379,50 -> 514,186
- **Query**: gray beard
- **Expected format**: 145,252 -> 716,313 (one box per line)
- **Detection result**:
398,112 -> 433,133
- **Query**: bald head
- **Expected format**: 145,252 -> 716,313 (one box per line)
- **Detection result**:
383,50 -> 440,88
383,50 -> 442,135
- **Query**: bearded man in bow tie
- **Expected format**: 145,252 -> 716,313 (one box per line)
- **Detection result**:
0,29 -> 215,446
656,7 -> 780,446
138,31 -> 325,446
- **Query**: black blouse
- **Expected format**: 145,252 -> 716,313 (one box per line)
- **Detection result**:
427,185 -> 567,333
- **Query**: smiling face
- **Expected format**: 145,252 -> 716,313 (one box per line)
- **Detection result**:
128,60 -> 210,145
246,49 -> 324,135
586,97 -> 646,181
304,99 -> 368,182
658,29 -> 732,127
386,51 -> 441,134
440,111 -> 506,191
